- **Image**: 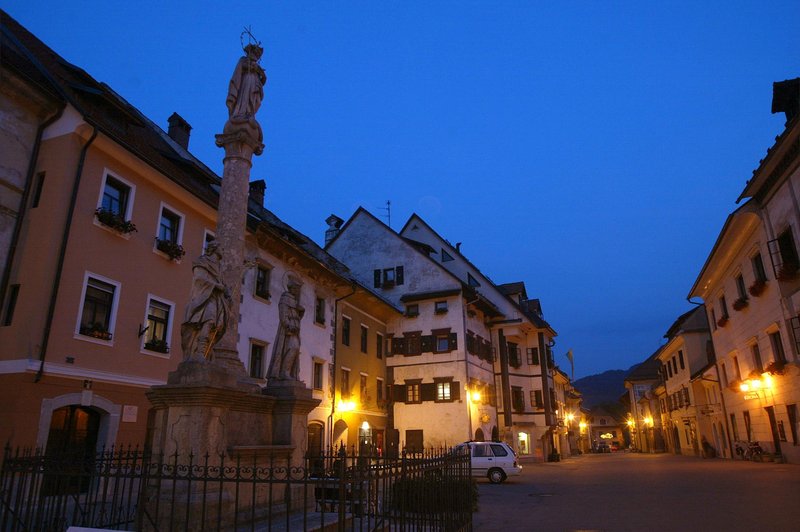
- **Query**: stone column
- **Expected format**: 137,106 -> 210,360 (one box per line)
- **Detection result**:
212,42 -> 267,375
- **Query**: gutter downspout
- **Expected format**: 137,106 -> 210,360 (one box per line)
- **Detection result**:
328,282 -> 357,450
0,104 -> 65,314
35,127 -> 98,383
687,295 -> 734,459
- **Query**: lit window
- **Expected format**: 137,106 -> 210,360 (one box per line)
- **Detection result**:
436,381 -> 451,401
79,276 -> 117,341
406,382 -> 421,403
144,298 -> 171,353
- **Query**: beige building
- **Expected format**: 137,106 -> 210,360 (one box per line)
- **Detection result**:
689,78 -> 800,463
656,307 -> 715,457
624,352 -> 665,453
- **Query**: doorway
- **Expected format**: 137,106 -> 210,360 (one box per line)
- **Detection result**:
42,405 -> 100,495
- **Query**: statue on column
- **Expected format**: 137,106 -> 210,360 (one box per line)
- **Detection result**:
180,240 -> 231,360
220,37 -> 266,154
267,276 -> 305,380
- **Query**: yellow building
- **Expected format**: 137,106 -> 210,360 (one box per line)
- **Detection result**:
689,78 -> 800,463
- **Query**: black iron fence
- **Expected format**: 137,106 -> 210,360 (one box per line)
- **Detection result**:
0,445 -> 473,531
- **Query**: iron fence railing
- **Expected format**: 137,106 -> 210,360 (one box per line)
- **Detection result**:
0,444 -> 473,531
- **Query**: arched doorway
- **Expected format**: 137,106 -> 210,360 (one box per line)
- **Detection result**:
45,405 -> 100,457
474,428 -> 485,442
42,405 -> 100,496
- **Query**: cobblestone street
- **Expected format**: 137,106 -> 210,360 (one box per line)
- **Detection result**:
473,452 -> 800,532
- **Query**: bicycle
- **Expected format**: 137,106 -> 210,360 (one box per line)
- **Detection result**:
733,440 -> 763,460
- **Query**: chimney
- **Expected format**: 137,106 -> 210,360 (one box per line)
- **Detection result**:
772,78 -> 800,126
167,112 -> 192,149
249,180 -> 266,208
325,214 -> 344,246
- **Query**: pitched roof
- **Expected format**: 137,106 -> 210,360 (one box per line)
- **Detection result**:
624,347 -> 664,382
664,305 -> 709,339
2,10 -> 353,287
400,213 -> 556,335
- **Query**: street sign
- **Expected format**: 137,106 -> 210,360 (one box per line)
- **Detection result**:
743,392 -> 759,400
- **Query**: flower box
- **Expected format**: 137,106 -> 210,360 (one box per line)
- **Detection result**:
748,280 -> 767,297
95,208 -> 137,234
144,339 -> 170,354
764,360 -> 785,375
155,238 -> 185,261
80,326 -> 112,341
717,316 -> 729,328
732,297 -> 749,311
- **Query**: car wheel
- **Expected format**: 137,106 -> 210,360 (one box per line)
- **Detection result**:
488,468 -> 506,484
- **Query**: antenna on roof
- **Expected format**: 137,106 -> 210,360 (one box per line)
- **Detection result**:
379,200 -> 391,228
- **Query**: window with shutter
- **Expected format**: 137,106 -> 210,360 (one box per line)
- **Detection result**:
421,335 -> 434,353
448,332 -> 458,351
392,337 -> 406,354
527,347 -> 539,365
395,266 -> 404,285
405,333 -> 422,355
420,383 -> 436,402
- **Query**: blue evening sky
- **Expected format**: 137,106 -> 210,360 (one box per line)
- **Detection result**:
6,1 -> 799,378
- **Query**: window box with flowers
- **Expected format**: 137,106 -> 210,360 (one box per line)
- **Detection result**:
748,279 -> 767,297
95,208 -> 137,235
144,338 -> 170,354
155,238 -> 185,261
732,297 -> 749,311
717,316 -> 729,328
764,360 -> 785,375
80,323 -> 112,341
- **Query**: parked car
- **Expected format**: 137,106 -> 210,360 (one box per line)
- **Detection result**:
595,442 -> 611,453
454,441 -> 522,484
610,442 -> 620,452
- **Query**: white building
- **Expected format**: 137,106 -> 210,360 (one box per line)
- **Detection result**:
326,208 -> 560,459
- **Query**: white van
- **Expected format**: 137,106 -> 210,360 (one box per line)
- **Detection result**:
455,441 -> 522,484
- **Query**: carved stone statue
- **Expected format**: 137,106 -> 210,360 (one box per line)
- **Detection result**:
221,43 -> 266,152
181,241 -> 231,360
267,276 -> 305,380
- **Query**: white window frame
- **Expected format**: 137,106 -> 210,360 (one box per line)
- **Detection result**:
74,271 -> 121,346
248,339 -> 268,380
94,169 -> 136,238
154,201 -> 185,252
202,229 -> 215,253
140,293 -> 175,358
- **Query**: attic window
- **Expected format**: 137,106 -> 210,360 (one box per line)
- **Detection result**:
441,249 -> 454,262
374,266 -> 404,288
467,273 -> 480,287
